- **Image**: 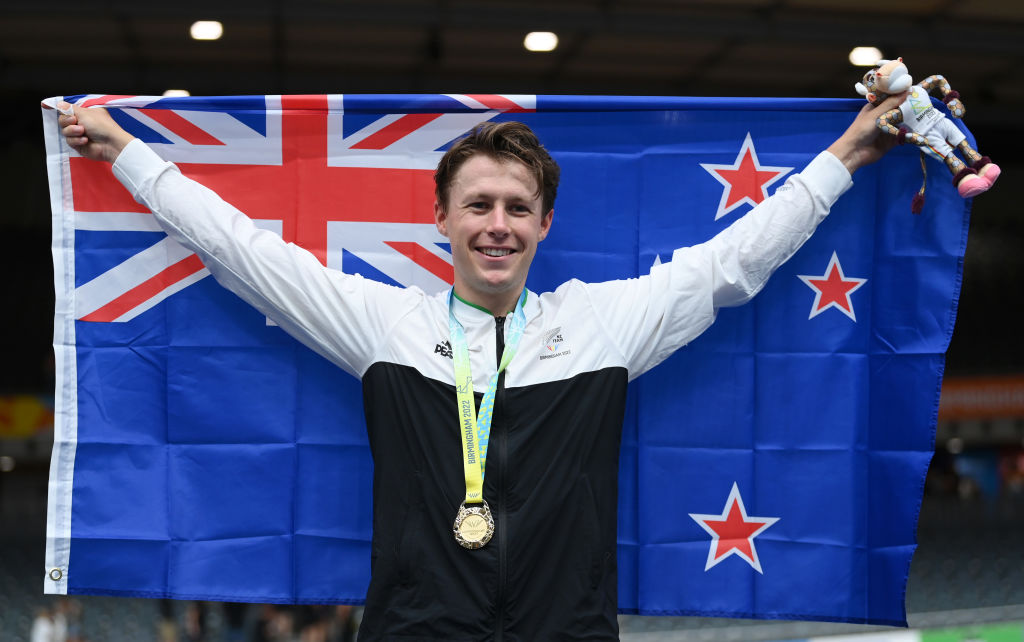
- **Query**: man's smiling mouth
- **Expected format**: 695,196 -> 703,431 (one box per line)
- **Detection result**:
479,248 -> 514,257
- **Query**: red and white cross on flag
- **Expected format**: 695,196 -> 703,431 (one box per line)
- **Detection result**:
64,93 -> 535,322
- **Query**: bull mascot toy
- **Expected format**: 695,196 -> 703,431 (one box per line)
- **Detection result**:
856,57 -> 1000,213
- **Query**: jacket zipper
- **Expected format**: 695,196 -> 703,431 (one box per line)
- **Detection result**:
494,315 -> 507,642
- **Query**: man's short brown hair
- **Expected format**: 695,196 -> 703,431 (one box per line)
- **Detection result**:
434,121 -> 560,214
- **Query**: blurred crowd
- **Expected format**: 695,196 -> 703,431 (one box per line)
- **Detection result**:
29,599 -> 81,642
26,597 -> 359,642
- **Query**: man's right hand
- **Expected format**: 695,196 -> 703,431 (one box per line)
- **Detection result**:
57,101 -> 136,164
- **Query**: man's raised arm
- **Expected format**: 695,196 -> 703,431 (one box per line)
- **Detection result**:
55,101 -> 418,378
578,92 -> 908,379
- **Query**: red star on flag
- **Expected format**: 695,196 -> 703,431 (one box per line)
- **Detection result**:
689,482 -> 779,574
700,132 -> 792,220
797,251 -> 868,322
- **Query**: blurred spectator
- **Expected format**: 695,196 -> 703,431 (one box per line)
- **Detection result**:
223,602 -> 248,642
30,605 -> 54,642
158,598 -> 177,642
252,604 -> 292,642
925,449 -> 961,496
51,599 -> 66,642
297,604 -> 330,642
184,601 -> 208,641
1000,447 -> 1024,496
57,598 -> 83,642
329,605 -> 358,642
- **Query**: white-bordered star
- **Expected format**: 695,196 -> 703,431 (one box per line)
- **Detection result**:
700,132 -> 793,221
689,482 -> 779,574
797,251 -> 868,322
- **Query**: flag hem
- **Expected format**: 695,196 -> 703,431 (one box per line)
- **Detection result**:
622,607 -> 909,628
65,587 -> 368,606
43,96 -> 78,596
51,94 -> 865,115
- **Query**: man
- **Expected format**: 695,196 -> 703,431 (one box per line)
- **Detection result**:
58,94 -> 903,641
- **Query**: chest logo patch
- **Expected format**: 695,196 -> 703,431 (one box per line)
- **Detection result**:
539,327 -> 571,361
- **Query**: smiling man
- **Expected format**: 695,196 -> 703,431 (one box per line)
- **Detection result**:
59,97 -> 902,641
433,123 -> 557,316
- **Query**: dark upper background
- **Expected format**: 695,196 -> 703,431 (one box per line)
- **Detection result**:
3,0 -> 1022,393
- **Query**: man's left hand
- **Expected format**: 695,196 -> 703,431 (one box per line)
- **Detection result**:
827,92 -> 908,176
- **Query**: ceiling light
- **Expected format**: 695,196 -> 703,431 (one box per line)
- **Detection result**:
524,31 -> 558,52
848,46 -> 883,66
190,20 -> 223,41
163,89 -> 191,97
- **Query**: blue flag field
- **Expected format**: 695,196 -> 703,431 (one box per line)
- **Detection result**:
42,93 -> 970,626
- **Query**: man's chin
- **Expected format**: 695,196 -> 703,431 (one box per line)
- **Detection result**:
478,280 -> 517,294
474,267 -> 517,287
471,275 -> 525,296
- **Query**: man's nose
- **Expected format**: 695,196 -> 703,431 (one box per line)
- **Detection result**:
487,205 -> 511,234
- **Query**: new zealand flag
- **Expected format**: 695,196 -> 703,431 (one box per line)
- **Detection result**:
42,93 -> 970,626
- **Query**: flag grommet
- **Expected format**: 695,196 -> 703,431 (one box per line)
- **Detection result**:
48,568 -> 63,581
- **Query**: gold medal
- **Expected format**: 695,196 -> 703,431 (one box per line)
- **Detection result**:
453,500 -> 494,549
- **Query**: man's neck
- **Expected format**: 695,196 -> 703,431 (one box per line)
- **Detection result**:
452,289 -> 524,317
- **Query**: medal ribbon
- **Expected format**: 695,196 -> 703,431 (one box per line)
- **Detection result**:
448,288 -> 528,504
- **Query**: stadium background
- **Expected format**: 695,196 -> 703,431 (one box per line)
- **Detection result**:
1,0 -> 1022,640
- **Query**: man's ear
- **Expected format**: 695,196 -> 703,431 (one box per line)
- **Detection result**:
434,200 -> 449,237
538,209 -> 554,242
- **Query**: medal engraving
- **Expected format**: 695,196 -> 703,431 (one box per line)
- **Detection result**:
453,501 -> 494,549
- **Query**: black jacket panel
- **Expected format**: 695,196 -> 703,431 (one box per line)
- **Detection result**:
358,361 -> 627,641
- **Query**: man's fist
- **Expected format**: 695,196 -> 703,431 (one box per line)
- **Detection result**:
57,102 -> 135,164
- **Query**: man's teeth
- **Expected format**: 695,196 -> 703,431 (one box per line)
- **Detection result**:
480,248 -> 512,257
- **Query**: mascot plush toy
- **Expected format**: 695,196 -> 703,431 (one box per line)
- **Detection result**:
855,57 -> 999,213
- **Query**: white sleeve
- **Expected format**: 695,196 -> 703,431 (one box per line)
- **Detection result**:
582,150 -> 853,380
111,138 -> 420,377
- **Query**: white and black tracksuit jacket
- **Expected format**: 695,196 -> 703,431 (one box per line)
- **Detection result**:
113,139 -> 852,641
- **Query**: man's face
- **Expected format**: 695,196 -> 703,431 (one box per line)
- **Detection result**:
434,154 -> 553,313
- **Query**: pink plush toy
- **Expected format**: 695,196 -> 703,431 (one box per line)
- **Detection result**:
856,57 -> 1000,213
